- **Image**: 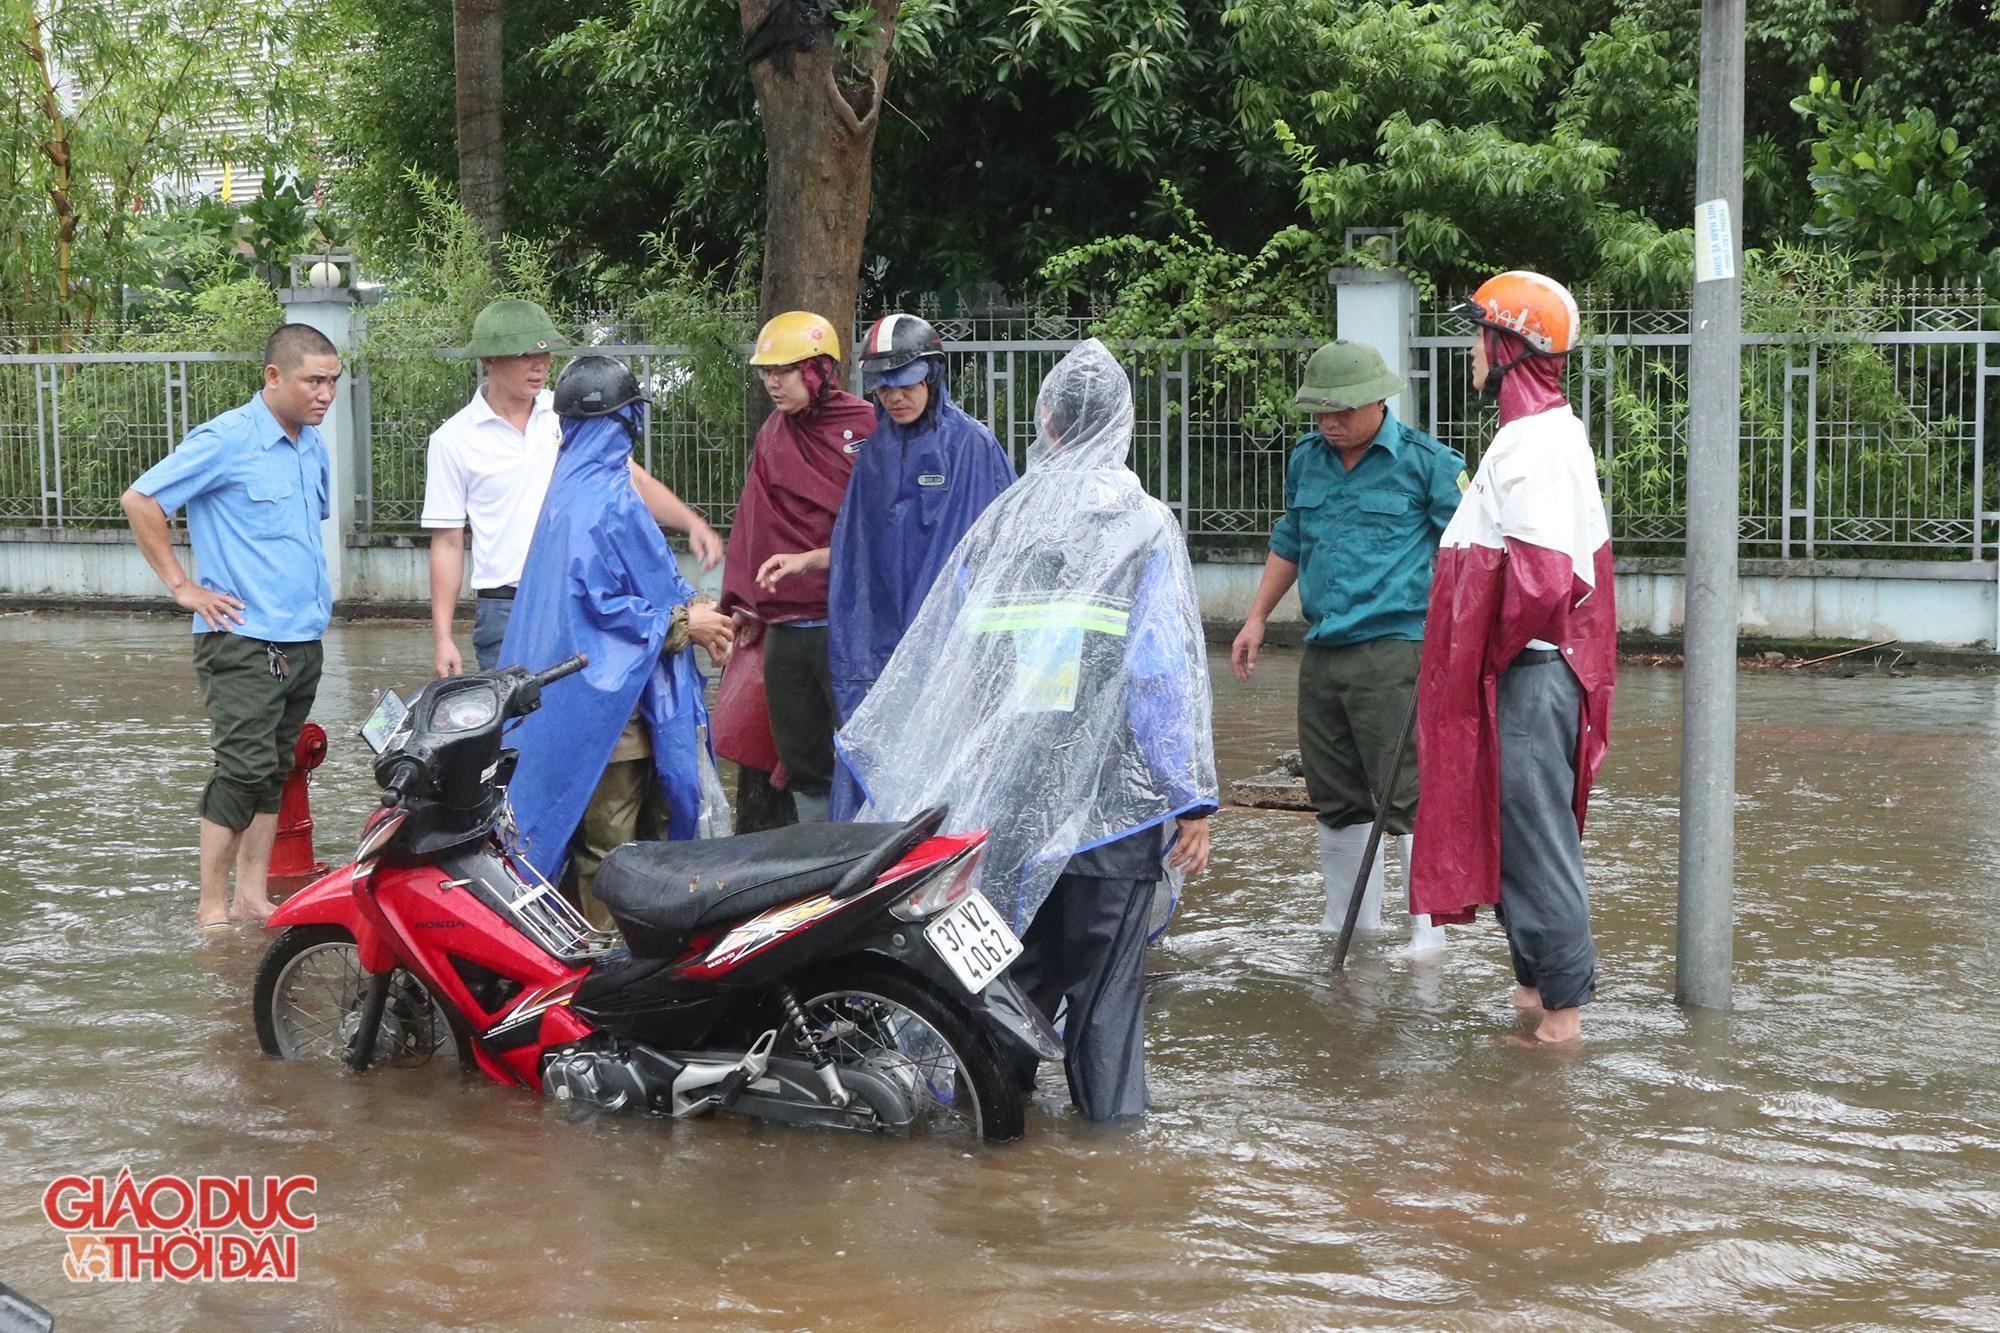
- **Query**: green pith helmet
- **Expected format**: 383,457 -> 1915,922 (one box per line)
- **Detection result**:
1292,340 -> 1406,413
465,299 -> 570,359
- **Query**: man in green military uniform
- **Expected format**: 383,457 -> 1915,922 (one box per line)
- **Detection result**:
1230,341 -> 1465,952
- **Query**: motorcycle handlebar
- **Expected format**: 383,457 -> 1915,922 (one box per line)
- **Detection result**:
379,758 -> 418,807
531,654 -> 589,688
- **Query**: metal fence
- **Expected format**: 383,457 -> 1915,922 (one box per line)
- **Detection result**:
6,293 -> 1998,561
0,352 -> 258,524
1409,291 -> 2000,558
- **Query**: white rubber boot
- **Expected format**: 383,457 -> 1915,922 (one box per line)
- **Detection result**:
1393,833 -> 1448,956
1315,822 -> 1385,934
792,791 -> 831,823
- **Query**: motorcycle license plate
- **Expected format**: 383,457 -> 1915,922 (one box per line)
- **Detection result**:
922,892 -> 1023,995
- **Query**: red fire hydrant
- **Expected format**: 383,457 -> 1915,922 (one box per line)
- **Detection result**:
270,722 -> 329,891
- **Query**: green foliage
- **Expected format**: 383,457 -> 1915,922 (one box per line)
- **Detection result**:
0,264 -> 278,522
125,277 -> 284,355
1600,243 -> 1957,559
1039,183 -> 1339,435
325,0 -> 663,283
1869,5 -> 2000,210
240,173 -> 322,288
121,172 -> 346,308
610,235 -> 758,440
1792,67 -> 1995,280
358,172 -> 560,357
0,0 -> 339,332
537,0 -> 762,266
126,199 -> 251,295
349,176 -> 757,524
319,0 -> 2000,304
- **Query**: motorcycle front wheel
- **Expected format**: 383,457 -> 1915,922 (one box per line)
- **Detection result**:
789,965 -> 1025,1144
253,924 -> 469,1069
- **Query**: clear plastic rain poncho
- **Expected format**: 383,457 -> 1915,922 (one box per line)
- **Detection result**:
837,340 -> 1218,933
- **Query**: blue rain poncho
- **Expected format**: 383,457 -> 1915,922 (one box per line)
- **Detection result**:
499,404 -> 710,884
826,372 -> 1015,818
837,340 -> 1217,932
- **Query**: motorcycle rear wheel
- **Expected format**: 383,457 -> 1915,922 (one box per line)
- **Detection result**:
253,924 -> 469,1069
790,965 -> 1025,1143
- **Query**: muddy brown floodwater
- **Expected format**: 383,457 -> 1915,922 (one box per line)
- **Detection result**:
1,613 -> 1997,1330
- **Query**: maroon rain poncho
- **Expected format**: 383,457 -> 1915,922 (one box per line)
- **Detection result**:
720,358 -> 876,624
1410,326 -> 1617,923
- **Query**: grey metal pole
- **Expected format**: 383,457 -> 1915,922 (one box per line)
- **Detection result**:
1678,0 -> 1745,1009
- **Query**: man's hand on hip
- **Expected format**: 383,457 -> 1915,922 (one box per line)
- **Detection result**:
175,582 -> 245,632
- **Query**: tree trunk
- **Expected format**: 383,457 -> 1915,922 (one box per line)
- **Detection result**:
738,0 -> 899,358
453,0 -> 507,240
731,3 -> 896,831
22,15 -> 74,340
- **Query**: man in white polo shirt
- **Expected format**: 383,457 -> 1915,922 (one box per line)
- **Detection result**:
424,299 -> 725,674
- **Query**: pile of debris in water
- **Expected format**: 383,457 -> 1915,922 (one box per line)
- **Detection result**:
1229,749 -> 1313,811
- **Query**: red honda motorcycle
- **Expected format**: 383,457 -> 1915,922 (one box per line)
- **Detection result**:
252,656 -> 1057,1142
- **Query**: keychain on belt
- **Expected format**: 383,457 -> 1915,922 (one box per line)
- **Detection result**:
266,642 -> 290,682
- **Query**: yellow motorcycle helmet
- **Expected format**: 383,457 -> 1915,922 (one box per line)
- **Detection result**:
750,311 -> 842,367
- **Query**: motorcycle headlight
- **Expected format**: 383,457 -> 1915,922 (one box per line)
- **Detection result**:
889,847 -> 983,921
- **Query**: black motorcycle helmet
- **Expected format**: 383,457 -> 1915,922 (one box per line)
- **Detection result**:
553,355 -> 647,419
858,313 -> 945,393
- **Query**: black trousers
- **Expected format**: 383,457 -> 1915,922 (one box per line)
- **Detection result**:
1494,656 -> 1598,1010
1010,871 -> 1156,1121
762,623 -> 837,798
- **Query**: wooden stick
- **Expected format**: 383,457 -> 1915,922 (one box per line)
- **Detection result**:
1333,684 -> 1419,974
1785,638 -> 1897,669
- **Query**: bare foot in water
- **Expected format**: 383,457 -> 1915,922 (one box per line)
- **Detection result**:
1511,985 -> 1543,1010
1533,1007 -> 1582,1044
230,895 -> 277,923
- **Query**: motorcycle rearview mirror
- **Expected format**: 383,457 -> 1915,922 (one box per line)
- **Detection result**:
359,690 -> 409,755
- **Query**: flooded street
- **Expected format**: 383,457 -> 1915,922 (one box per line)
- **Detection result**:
3,612 -> 1998,1329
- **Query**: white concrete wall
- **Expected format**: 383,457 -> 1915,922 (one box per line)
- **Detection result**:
1191,558 -> 1303,626
1198,554 -> 1999,647
342,539 -> 725,607
1616,560 -> 1999,646
5,531 -> 1997,646
0,529 -> 170,599
0,529 -> 724,615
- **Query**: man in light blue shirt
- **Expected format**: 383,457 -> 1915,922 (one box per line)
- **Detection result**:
122,323 -> 339,928
1231,340 -> 1464,953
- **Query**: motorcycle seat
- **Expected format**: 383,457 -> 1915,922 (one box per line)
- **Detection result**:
592,809 -> 947,959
